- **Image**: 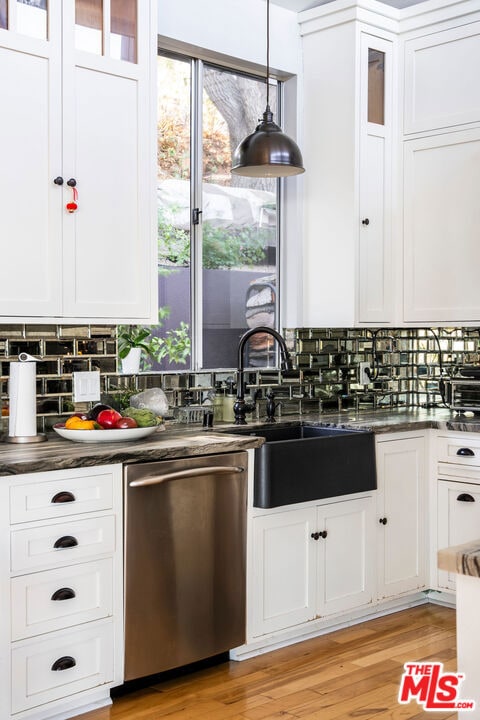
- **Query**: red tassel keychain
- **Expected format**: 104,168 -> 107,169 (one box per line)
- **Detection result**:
66,187 -> 78,213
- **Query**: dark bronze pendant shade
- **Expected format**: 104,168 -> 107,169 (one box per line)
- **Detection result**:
231,106 -> 304,177
231,0 -> 305,178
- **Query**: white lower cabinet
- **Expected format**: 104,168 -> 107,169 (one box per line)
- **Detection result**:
376,434 -> 427,599
0,464 -> 123,720
240,431 -> 429,656
434,433 -> 480,592
437,480 -> 480,591
250,495 -> 375,639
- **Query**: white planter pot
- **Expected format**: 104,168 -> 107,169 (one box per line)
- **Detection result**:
121,347 -> 142,374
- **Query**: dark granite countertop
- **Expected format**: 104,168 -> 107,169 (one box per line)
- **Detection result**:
1,406 -> 479,476
0,427 -> 264,476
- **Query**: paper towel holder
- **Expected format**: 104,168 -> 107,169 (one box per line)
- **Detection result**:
5,354 -> 47,444
6,434 -> 47,444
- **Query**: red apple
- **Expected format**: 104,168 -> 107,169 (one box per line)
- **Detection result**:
97,409 -> 122,429
114,416 -> 138,429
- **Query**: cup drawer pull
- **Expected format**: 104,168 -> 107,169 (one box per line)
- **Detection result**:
51,491 -> 76,504
457,493 -> 475,502
51,587 -> 76,601
456,447 -> 475,457
51,656 -> 76,672
53,535 -> 78,549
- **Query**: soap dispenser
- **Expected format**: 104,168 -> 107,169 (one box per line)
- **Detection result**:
223,378 -> 236,423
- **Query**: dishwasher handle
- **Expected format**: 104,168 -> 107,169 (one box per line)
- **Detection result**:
129,465 -> 245,488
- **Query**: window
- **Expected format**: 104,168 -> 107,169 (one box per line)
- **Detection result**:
155,51 -> 281,371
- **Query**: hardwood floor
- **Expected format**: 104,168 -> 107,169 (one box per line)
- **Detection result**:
78,604 -> 456,720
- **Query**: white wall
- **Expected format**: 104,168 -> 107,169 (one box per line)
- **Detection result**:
158,0 -> 301,77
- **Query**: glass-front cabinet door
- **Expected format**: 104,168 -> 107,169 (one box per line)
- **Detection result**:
0,0 -> 48,39
358,33 -> 393,325
63,0 -> 152,320
74,0 -> 137,63
0,1 -> 155,322
0,1 -> 62,317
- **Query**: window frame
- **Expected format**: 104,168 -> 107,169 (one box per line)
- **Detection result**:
158,46 -> 283,372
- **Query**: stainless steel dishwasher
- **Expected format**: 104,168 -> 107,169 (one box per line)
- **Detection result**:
123,451 -> 247,681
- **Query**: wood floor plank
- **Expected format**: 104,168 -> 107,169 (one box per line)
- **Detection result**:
294,682 -> 400,720
75,605 -> 456,720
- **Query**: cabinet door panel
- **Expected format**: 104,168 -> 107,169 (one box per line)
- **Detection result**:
404,129 -> 480,323
62,64 -> 152,319
251,508 -> 316,637
319,497 -> 375,616
437,480 -> 480,590
0,40 -> 62,317
358,33 -> 393,324
359,132 -> 389,321
376,436 -> 426,598
404,22 -> 480,134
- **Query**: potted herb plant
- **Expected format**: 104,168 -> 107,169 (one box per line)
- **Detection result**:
117,313 -> 191,374
117,326 -> 151,374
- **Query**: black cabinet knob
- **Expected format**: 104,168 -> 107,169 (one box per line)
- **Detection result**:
51,587 -> 76,601
456,447 -> 475,457
51,491 -> 75,504
311,530 -> 327,540
379,517 -> 387,525
53,535 -> 78,549
67,178 -> 77,187
361,218 -> 370,226
51,656 -> 76,672
457,493 -> 475,503
53,176 -> 64,185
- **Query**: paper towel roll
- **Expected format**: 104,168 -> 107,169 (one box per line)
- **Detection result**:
8,361 -> 37,438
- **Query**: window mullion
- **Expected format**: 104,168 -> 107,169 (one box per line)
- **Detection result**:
190,58 -> 204,371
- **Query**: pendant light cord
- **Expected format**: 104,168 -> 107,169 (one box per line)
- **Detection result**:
266,0 -> 270,109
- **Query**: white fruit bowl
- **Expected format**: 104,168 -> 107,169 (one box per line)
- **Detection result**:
53,426 -> 158,443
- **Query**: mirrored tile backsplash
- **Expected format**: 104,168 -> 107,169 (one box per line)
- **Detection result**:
1,324 -> 479,431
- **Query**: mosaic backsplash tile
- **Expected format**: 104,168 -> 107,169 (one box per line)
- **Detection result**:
1,324 -> 479,431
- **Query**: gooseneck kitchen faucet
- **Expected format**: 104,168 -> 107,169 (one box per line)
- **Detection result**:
234,326 -> 293,425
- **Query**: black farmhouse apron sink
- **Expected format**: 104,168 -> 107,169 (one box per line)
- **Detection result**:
218,424 -> 376,508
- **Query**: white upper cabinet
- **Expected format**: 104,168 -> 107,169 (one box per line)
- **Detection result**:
0,4 -> 62,318
401,7 -> 480,324
403,127 -> 480,323
0,1 -> 157,323
358,35 -> 394,324
300,0 -> 480,328
300,8 -> 395,327
404,21 -> 480,135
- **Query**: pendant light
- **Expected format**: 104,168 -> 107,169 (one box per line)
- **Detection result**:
231,0 -> 305,178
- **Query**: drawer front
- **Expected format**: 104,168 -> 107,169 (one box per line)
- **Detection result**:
437,435 -> 480,470
11,620 -> 114,714
11,559 -> 113,641
11,515 -> 116,574
10,468 -> 115,524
